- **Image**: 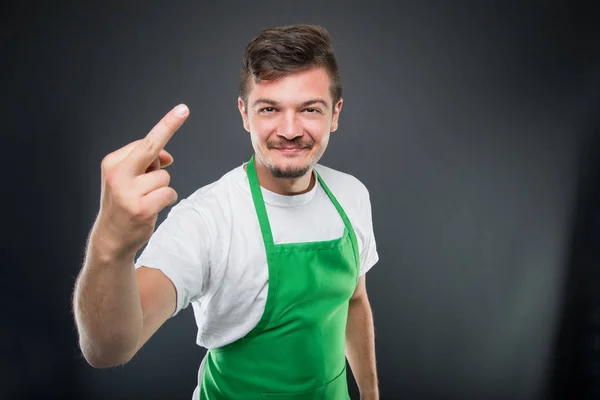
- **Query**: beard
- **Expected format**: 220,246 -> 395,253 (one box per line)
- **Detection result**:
265,137 -> 315,179
268,164 -> 311,179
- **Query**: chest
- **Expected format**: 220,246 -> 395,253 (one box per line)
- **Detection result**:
211,188 -> 360,293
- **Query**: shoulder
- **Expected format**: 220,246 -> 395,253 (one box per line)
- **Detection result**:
168,164 -> 245,221
314,163 -> 370,199
313,163 -> 373,228
314,164 -> 377,266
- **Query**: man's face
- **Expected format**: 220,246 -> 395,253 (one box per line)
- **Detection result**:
238,67 -> 342,179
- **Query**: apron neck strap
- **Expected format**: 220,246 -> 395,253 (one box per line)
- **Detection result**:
246,155 -> 275,250
246,155 -> 356,254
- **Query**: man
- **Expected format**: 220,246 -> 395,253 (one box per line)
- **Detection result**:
73,24 -> 379,399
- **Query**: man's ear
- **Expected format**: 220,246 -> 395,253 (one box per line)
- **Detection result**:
238,97 -> 250,132
330,98 -> 343,132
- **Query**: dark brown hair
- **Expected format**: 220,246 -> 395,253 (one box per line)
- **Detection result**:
239,24 -> 342,109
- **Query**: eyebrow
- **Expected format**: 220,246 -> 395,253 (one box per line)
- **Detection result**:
252,98 -> 330,109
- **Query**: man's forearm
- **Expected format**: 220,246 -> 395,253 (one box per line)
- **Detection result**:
73,228 -> 143,367
345,295 -> 378,398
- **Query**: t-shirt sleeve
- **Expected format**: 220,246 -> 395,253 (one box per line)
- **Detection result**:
134,197 -> 211,317
359,188 -> 379,276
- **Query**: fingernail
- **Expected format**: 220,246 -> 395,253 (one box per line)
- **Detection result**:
175,104 -> 189,117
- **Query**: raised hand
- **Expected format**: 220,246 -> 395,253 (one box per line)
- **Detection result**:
94,104 -> 190,260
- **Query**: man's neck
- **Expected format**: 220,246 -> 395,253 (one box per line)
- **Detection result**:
247,160 -> 316,196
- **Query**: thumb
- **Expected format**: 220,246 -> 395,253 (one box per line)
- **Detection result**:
144,150 -> 173,173
159,149 -> 174,168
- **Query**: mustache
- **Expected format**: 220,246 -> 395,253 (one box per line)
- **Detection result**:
266,138 -> 314,149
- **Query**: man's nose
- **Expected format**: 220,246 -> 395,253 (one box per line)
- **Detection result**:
277,112 -> 302,140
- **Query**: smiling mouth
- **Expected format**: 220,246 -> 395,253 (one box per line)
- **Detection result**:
274,147 -> 308,153
267,139 -> 313,151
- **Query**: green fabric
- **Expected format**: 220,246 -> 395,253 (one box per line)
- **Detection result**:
199,155 -> 360,399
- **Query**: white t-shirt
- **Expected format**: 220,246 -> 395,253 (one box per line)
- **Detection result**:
135,162 -> 379,350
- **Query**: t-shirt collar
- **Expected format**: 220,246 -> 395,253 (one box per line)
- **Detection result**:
240,163 -> 318,207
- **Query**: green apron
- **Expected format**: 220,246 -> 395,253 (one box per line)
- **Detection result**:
199,155 -> 360,399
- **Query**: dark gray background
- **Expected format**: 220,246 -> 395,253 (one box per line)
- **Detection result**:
3,1 -> 600,399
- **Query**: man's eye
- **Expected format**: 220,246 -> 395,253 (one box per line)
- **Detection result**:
304,108 -> 320,113
260,107 -> 276,113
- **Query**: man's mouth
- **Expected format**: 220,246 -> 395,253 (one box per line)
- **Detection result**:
274,147 -> 307,153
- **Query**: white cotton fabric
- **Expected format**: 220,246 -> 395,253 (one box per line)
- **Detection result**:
135,162 -> 379,350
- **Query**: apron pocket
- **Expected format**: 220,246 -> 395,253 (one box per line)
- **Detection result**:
260,366 -> 349,400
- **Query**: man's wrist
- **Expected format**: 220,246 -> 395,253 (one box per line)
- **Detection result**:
359,388 -> 379,400
87,228 -> 136,267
